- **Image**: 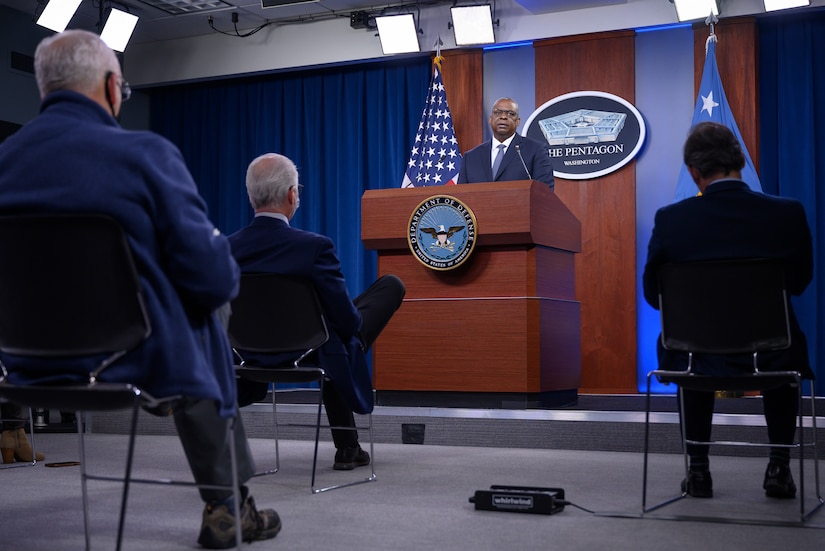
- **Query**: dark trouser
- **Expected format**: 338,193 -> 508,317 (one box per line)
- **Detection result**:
173,398 -> 256,503
0,403 -> 27,431
324,383 -> 359,449
327,274 -> 406,449
682,383 -> 799,469
352,274 -> 406,349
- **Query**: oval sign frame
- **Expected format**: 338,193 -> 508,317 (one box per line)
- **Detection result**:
521,90 -> 647,180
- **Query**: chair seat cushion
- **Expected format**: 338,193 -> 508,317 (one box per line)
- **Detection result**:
236,365 -> 325,385
0,382 -> 145,412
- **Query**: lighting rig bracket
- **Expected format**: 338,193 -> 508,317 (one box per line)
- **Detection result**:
350,10 -> 374,30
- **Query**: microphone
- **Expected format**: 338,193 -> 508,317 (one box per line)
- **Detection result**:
515,145 -> 532,181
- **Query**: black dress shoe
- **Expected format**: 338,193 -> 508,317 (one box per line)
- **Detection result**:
681,470 -> 713,498
763,462 -> 796,499
333,446 -> 370,471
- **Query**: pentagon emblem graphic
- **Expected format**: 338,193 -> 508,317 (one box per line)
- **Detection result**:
408,195 -> 477,271
522,90 -> 646,180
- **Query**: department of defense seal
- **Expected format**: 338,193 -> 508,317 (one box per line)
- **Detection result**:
408,195 -> 477,271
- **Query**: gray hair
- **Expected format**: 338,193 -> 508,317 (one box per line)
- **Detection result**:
245,153 -> 298,209
34,30 -> 120,99
491,97 -> 519,115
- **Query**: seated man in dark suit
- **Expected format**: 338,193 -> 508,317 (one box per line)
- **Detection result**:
458,97 -> 554,189
643,122 -> 814,500
229,153 -> 405,470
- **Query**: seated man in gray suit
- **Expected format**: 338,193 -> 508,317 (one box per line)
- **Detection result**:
458,97 -> 554,190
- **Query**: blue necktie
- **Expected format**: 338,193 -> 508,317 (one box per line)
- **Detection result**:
492,144 -> 505,177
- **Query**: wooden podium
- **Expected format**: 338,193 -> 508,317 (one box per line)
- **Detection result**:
361,180 -> 582,408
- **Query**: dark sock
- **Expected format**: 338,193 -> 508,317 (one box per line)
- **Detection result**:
769,449 -> 790,466
689,458 -> 710,472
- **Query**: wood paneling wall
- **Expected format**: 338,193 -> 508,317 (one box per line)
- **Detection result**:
534,31 -> 637,393
439,49 -> 484,153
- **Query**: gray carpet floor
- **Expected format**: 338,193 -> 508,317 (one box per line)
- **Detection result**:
2,432 -> 824,550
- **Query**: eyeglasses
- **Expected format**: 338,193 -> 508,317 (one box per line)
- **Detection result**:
491,109 -> 518,119
119,78 -> 131,102
292,184 -> 304,194
105,71 -> 131,102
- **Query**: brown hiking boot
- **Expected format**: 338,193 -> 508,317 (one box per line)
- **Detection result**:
198,494 -> 281,549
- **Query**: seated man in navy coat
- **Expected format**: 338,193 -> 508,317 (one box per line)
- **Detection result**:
458,97 -> 554,190
0,30 -> 279,549
229,153 -> 405,470
643,122 -> 814,501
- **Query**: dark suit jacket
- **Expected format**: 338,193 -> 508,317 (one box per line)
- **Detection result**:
228,215 -> 374,414
458,134 -> 554,189
642,179 -> 813,378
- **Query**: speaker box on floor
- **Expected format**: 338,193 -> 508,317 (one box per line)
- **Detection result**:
469,485 -> 565,515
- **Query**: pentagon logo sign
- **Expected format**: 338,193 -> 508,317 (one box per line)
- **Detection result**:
522,91 -> 646,180
408,195 -> 477,271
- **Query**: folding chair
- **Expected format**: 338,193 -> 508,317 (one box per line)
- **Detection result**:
0,214 -> 242,550
642,258 -> 823,524
228,272 -> 376,494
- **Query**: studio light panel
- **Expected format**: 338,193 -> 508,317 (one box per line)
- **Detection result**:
451,5 -> 495,46
672,0 -> 719,22
375,14 -> 420,55
763,0 -> 810,11
36,0 -> 83,32
101,9 -> 139,52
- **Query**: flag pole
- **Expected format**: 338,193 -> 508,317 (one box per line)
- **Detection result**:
433,35 -> 444,69
705,12 -> 718,54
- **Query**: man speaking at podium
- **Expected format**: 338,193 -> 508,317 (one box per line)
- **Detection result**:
458,97 -> 555,190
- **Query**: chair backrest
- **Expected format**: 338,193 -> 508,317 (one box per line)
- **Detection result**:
657,258 -> 791,355
0,214 -> 151,361
228,273 -> 329,358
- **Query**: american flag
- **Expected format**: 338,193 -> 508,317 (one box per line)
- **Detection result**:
401,59 -> 462,187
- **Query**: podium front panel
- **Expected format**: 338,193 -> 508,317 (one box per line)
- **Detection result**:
373,297 -> 580,393
362,181 -> 582,405
377,246 -> 576,301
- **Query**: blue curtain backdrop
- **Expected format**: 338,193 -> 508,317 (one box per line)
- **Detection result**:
759,11 -> 825,396
148,57 -> 431,299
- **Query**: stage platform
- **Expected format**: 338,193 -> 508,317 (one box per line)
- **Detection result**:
76,393 -> 825,459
